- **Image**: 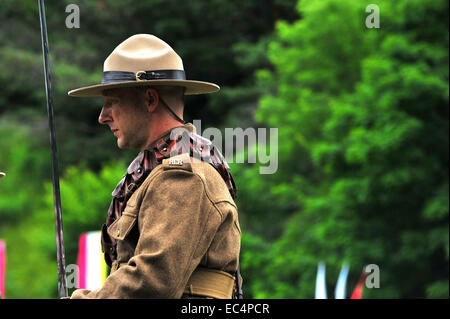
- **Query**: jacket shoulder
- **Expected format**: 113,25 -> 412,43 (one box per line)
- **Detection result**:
161,153 -> 236,207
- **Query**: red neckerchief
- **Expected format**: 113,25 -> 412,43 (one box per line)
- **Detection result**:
101,124 -> 237,266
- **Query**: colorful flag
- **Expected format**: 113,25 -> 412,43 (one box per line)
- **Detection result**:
76,231 -> 108,290
0,240 -> 6,299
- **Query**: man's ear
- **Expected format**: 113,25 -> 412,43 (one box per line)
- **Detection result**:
145,88 -> 159,113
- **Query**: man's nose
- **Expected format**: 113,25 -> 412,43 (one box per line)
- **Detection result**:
98,106 -> 112,125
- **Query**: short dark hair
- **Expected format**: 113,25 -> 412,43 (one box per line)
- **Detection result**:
141,85 -> 185,103
132,85 -> 185,109
103,85 -> 185,112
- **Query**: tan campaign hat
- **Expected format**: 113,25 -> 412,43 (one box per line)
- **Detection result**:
68,34 -> 220,97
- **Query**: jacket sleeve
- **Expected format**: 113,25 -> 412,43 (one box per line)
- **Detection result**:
71,167 -> 223,298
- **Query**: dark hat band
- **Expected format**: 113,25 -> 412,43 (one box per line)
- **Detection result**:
102,70 -> 186,84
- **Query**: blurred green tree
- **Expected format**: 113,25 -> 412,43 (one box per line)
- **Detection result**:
41,162 -> 126,297
0,117 -> 50,223
1,156 -> 126,298
0,118 -> 55,298
238,0 -> 449,298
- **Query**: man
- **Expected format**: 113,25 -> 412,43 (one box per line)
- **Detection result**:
67,34 -> 242,298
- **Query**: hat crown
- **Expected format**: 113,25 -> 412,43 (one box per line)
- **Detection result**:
104,34 -> 184,73
67,34 -> 219,96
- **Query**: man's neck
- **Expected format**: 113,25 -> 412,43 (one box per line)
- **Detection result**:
142,119 -> 185,151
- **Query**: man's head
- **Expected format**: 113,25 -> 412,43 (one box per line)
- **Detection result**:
99,85 -> 185,150
67,34 -> 220,149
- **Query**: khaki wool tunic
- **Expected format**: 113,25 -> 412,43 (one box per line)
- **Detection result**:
71,152 -> 241,299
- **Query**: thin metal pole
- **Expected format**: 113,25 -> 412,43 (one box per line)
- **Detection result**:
38,0 -> 68,298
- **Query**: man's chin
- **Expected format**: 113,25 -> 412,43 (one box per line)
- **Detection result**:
117,138 -> 127,149
117,139 -> 139,150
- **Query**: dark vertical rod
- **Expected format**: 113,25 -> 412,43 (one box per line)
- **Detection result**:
38,0 -> 68,298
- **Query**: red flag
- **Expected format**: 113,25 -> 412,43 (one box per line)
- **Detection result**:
350,271 -> 368,299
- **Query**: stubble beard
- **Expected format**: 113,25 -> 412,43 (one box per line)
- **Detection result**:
118,113 -> 151,150
118,121 -> 149,150
117,91 -> 152,150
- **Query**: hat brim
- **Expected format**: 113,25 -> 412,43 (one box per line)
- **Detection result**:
68,79 -> 220,97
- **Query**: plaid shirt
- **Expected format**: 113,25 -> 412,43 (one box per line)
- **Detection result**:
101,123 -> 237,266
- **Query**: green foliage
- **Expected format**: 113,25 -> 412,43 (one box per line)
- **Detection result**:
0,119 -> 49,223
1,149 -> 126,298
0,118 -> 55,298
236,0 -> 449,298
1,208 -> 56,298
41,162 -> 127,297
60,164 -> 125,249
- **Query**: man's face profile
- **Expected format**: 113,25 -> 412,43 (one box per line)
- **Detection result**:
99,88 -> 150,150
